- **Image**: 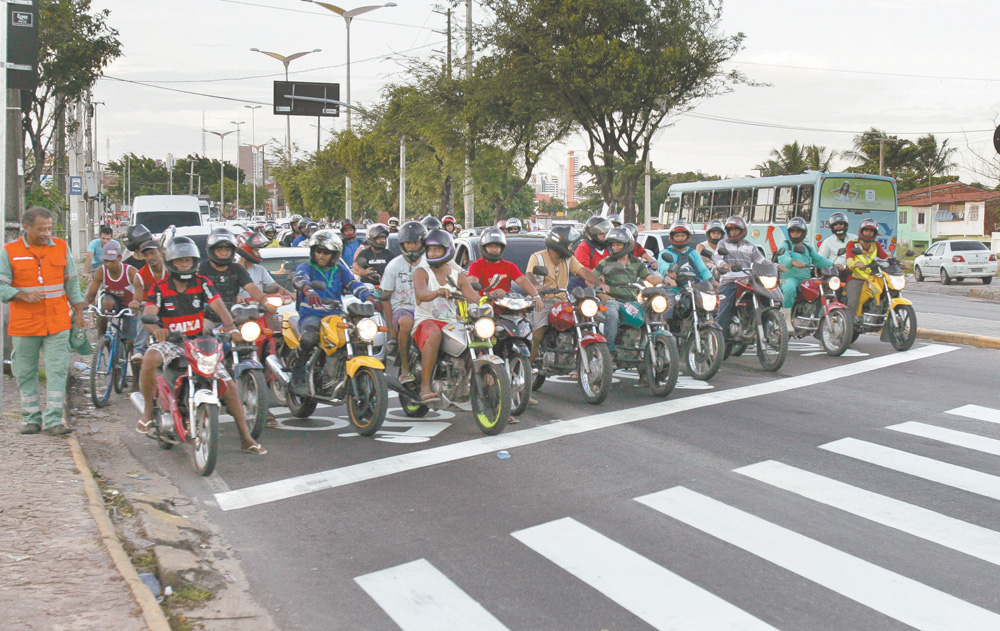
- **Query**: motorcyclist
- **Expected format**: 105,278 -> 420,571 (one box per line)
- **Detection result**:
713,216 -> 769,339
198,228 -> 274,322
289,230 -> 377,395
263,223 -> 280,247
697,219 -> 725,260
122,224 -> 153,270
844,218 -> 889,326
340,217 -> 362,266
421,216 -> 443,232
819,212 -> 858,271
280,214 -> 303,247
467,227 -> 542,302
606,212 -> 623,228
623,223 -> 654,264
569,215 -> 614,292
777,217 -> 834,332
387,216 -> 400,233
292,221 -> 319,247
381,221 -> 426,384
504,217 -> 523,235
442,215 -> 458,235
657,220 -> 715,290
353,223 -> 397,284
237,232 -> 294,301
136,236 -> 265,455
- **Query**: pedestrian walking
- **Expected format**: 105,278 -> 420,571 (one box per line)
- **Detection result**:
0,206 -> 87,435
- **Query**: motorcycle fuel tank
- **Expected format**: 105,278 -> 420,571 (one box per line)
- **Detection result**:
440,322 -> 469,357
548,301 -> 576,331
618,301 -> 645,328
797,278 -> 822,303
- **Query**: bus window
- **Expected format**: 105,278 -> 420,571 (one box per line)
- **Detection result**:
733,188 -> 752,218
694,191 -> 712,222
680,192 -> 694,221
753,187 -> 774,223
796,185 -> 814,220
664,196 -> 680,223
774,186 -> 795,223
712,190 -> 732,220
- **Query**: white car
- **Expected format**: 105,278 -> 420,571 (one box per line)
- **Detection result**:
913,240 -> 998,285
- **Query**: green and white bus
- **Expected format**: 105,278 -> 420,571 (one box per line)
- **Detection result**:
660,172 -> 899,256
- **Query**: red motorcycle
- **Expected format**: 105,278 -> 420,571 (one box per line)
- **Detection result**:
785,250 -> 853,356
532,266 -> 613,405
257,292 -> 291,408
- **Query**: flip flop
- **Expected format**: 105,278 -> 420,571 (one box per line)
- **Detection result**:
241,444 -> 267,455
420,392 -> 439,403
398,373 -> 416,385
136,419 -> 154,435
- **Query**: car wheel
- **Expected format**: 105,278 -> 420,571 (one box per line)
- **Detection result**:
913,265 -> 924,282
983,276 -> 993,285
941,267 -> 952,285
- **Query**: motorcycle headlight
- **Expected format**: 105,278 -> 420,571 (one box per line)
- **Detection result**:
828,277 -> 842,291
650,295 -> 668,313
195,352 -> 220,376
239,321 -> 262,342
760,275 -> 778,290
579,298 -> 599,318
474,317 -> 496,339
265,296 -> 283,308
700,292 -> 718,312
356,317 -> 378,341
888,275 -> 906,290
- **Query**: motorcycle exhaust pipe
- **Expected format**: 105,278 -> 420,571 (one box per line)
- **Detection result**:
384,374 -> 406,395
129,392 -> 145,414
265,355 -> 291,384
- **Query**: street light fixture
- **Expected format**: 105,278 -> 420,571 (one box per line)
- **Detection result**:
249,47 -> 322,164
301,1 -> 396,219
206,130 -> 235,217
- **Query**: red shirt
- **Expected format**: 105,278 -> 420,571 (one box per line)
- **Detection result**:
574,240 -> 608,270
136,264 -> 167,301
467,258 -> 523,293
146,275 -> 221,337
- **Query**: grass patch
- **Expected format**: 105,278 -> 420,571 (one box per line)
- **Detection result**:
167,612 -> 196,631
133,550 -> 158,574
169,584 -> 215,608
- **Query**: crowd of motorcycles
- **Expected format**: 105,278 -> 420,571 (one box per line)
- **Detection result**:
127,242 -> 917,477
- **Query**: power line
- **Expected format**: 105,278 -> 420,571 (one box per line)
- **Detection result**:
99,76 -> 270,105
731,59 -> 1000,83
680,111 -> 993,136
217,0 -> 436,30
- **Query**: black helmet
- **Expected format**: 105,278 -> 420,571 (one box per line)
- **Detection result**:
340,217 -> 357,241
303,221 -> 320,238
504,217 -> 522,234
623,223 -> 639,242
423,229 -> 454,268
605,226 -> 634,260
421,215 -> 443,231
206,227 -> 238,266
247,231 -> 272,250
786,217 -> 808,244
858,218 -> 879,242
545,225 -> 582,259
584,216 -> 614,248
478,227 -> 507,262
308,229 -> 344,267
706,219 -> 725,242
124,224 -> 153,252
367,223 -> 390,249
398,221 -> 427,263
829,212 -> 849,237
163,236 -> 201,281
724,216 -> 747,243
606,212 -> 622,227
669,220 -> 693,245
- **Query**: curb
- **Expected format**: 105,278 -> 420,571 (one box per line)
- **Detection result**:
67,435 -> 173,631
916,328 -> 1000,350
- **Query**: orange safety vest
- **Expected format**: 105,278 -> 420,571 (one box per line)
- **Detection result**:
4,237 -> 73,336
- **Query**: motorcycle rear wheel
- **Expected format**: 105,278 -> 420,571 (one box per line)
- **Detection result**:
239,370 -> 268,439
578,343 -> 612,405
819,310 -> 852,357
191,403 -> 219,477
887,304 -> 917,352
687,326 -> 724,381
507,356 -> 532,416
727,342 -> 748,357
471,362 -> 511,435
642,334 -> 679,397
347,366 -> 388,436
756,309 -> 788,372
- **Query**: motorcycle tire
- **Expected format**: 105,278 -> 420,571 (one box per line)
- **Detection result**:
471,361 -> 512,435
687,326 -> 724,381
531,372 -> 546,391
90,337 -> 114,408
347,366 -> 388,436
756,309 -> 788,372
727,342 -> 748,358
577,342 -> 612,405
507,356 -> 532,416
399,394 -> 429,418
239,370 -> 268,440
887,304 -> 917,352
819,310 -> 852,357
191,403 -> 219,477
267,362 -> 288,408
643,334 -> 680,397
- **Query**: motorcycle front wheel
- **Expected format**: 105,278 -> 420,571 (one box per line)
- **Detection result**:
507,355 -> 532,416
471,362 -> 511,435
642,334 -> 680,397
687,326 -> 724,381
239,370 -> 268,439
191,403 -> 219,477
887,304 -> 917,351
578,343 -> 612,405
819,309 -> 852,357
756,309 -> 788,372
347,366 -> 388,436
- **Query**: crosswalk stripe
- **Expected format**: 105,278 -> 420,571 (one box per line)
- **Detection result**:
820,438 -> 1000,501
354,559 -> 510,631
637,487 -> 1000,631
735,460 -> 1000,566
946,404 -> 1000,426
512,517 -> 777,630
888,421 -> 1000,457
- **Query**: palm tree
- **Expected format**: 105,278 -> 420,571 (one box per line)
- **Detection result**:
755,142 -> 835,176
804,144 -> 836,171
912,134 -> 956,182
843,128 -> 912,177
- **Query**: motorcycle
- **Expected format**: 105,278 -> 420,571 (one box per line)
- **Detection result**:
779,245 -> 853,356
267,280 -> 389,436
489,290 -> 535,416
391,276 -> 513,435
717,245 -> 788,372
660,252 -> 725,381
228,304 -> 269,439
130,317 -> 227,476
849,251 -> 917,351
258,291 -> 291,408
532,266 -> 613,405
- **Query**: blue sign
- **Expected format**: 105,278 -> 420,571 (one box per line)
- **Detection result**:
69,176 -> 82,195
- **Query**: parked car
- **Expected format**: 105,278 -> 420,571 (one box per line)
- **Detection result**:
913,240 -> 998,285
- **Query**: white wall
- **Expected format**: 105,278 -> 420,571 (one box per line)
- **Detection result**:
932,201 -> 985,238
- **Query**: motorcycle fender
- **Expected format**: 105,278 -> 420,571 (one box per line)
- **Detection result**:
580,332 -> 607,348
507,340 -> 531,357
193,389 -> 219,407
822,302 -> 848,317
698,320 -> 724,332
650,329 -> 676,343
233,359 -> 263,379
346,355 -> 385,378
473,354 -> 505,369
890,296 -> 913,309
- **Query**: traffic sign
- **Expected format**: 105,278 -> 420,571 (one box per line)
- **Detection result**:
8,1 -> 39,91
273,81 -> 341,118
69,176 -> 82,196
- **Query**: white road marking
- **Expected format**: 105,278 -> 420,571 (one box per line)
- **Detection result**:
888,422 -> 1000,457
946,404 -> 1000,426
354,559 -> 510,631
637,487 -> 1000,631
215,344 -> 957,511
736,460 -> 1000,566
512,517 -> 778,630
820,438 -> 1000,501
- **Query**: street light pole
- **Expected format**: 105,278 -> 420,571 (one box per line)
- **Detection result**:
249,48 -> 322,165
206,130 -> 235,217
245,105 -> 262,212
231,120 -> 246,214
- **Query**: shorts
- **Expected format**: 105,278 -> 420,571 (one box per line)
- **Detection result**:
392,308 -> 415,329
413,320 -> 447,351
148,341 -> 232,382
532,298 -> 560,331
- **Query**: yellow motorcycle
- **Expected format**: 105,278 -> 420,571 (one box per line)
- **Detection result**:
849,249 -> 917,351
266,281 -> 388,435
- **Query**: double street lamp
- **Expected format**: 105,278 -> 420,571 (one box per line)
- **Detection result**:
249,47 -> 322,163
206,129 -> 235,217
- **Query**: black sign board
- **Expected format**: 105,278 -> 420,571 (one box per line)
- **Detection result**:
272,81 -> 341,118
8,1 -> 39,91
994,125 -> 1000,156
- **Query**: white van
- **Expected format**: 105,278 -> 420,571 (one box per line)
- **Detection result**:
131,195 -> 203,235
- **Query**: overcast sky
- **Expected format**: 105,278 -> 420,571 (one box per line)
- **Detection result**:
92,0 -> 1000,187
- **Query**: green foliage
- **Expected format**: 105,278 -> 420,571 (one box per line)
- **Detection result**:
756,142 -> 836,176
536,197 -> 567,216
841,128 -> 957,192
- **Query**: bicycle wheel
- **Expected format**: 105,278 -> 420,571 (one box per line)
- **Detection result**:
90,338 -> 114,408
112,339 -> 129,394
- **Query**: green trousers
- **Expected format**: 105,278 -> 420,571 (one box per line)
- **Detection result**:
11,330 -> 70,429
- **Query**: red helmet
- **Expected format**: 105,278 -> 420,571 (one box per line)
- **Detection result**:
442,214 -> 456,226
724,216 -> 747,242
668,220 -> 692,245
858,218 -> 879,242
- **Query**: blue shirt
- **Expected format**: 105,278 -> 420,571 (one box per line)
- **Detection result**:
342,239 -> 361,266
291,235 -> 307,247
658,245 -> 713,288
294,261 -> 373,319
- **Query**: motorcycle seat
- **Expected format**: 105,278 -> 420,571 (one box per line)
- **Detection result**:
347,302 -> 376,318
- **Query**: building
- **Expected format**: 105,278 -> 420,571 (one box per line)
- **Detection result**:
897,183 -> 1000,250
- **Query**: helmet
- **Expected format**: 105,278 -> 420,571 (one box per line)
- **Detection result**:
308,229 -> 344,267
724,216 -> 747,242
398,221 -> 427,263
124,224 -> 153,252
247,231 -> 272,250
421,215 -> 443,231
263,223 -> 277,238
340,217 -> 357,241
387,216 -> 400,231
496,219 -> 507,229
605,226 -> 634,260
442,214 -> 456,227
706,219 -> 725,242
163,236 -> 201,281
289,214 -> 303,226
478,227 -> 507,262
786,217 -> 808,244
206,227 -> 239,266
669,220 -> 693,245
623,223 -> 639,242
858,218 -> 879,242
545,225 -> 582,259
606,212 -> 622,227
505,217 -> 522,234
829,212 -> 849,237
238,244 -> 261,264
303,221 -> 320,238
366,223 -> 390,249
584,216 -> 614,248
423,229 -> 454,268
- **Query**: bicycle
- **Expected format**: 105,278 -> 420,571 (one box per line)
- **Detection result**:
88,306 -> 135,408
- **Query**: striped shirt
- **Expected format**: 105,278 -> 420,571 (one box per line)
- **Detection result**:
713,240 -> 768,284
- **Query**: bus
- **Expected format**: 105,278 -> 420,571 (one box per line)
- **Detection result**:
660,172 -> 899,256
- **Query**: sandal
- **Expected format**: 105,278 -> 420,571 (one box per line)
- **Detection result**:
241,443 -> 267,455
420,391 -> 439,403
136,419 -> 154,435
398,373 -> 416,385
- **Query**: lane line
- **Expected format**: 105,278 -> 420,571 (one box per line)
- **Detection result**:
637,487 -> 1000,631
354,559 -> 510,631
512,517 -> 778,630
887,422 -> 1000,457
820,438 -> 1000,501
215,344 -> 957,511
736,460 -> 1000,566
946,404 -> 1000,426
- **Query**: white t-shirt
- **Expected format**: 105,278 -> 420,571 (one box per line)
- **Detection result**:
413,262 -> 460,326
381,255 -> 420,312
238,264 -> 276,299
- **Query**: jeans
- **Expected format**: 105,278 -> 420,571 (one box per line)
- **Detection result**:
603,300 -> 621,353
715,282 -> 739,338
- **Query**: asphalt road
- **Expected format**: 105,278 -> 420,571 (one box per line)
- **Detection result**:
906,279 -> 998,321
95,334 -> 1000,631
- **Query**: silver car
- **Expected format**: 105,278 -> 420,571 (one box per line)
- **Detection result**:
913,240 -> 998,285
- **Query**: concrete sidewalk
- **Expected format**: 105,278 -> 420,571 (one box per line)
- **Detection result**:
917,312 -> 1000,348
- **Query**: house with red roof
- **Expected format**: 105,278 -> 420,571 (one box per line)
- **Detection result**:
896,183 -> 1000,250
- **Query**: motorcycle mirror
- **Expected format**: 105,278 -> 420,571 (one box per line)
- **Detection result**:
310,280 -> 327,291
660,251 -> 675,263
470,281 -> 482,292
700,249 -> 712,259
532,265 -> 549,277
851,246 -> 863,255
717,245 -> 729,256
487,274 -> 502,291
140,314 -> 160,325
837,247 -> 847,256
793,244 -> 807,254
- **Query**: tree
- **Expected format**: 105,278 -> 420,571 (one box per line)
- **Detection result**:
755,142 -> 835,176
842,128 -> 913,178
24,0 -> 122,193
483,0 -> 746,223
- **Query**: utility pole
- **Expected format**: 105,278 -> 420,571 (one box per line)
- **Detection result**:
188,161 -> 196,194
399,136 -> 406,222
463,0 -> 474,228
67,99 -> 86,260
167,154 -> 174,195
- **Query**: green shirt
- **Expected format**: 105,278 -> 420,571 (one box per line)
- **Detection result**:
596,255 -> 652,302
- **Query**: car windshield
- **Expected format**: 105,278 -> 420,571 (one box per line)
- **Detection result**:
136,213 -> 201,234
261,253 -> 310,290
951,241 -> 988,251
